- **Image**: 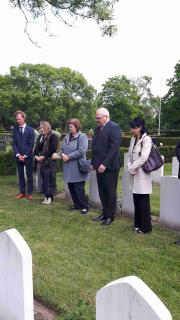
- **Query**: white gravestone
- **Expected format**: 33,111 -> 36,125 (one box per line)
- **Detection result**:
96,275 -> 172,320
64,182 -> 73,202
0,228 -> 34,320
33,163 -> 43,192
123,152 -> 129,172
172,157 -> 179,176
122,171 -> 134,217
160,176 -> 180,229
89,170 -> 102,209
151,156 -> 164,184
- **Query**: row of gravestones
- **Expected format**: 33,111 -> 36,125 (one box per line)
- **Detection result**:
21,154 -> 180,230
0,228 -> 172,320
64,155 -> 180,230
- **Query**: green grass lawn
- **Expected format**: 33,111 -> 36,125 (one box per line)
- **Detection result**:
0,168 -> 179,320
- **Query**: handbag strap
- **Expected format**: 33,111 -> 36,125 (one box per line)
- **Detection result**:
139,136 -> 153,156
77,135 -> 80,150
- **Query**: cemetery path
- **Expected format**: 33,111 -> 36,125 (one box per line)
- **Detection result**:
34,300 -> 57,320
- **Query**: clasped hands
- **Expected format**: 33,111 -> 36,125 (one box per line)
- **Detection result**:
35,155 -> 45,162
18,155 -> 27,162
61,153 -> 70,162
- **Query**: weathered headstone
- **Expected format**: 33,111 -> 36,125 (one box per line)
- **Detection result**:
172,156 -> 179,176
122,171 -> 134,217
0,228 -> 34,320
160,176 -> 180,229
96,275 -> 172,320
89,170 -> 102,208
33,164 -> 43,193
123,152 -> 129,172
64,182 -> 73,202
151,156 -> 164,183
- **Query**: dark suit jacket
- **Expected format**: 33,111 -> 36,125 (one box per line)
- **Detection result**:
175,141 -> 180,179
12,125 -> 35,158
92,120 -> 121,170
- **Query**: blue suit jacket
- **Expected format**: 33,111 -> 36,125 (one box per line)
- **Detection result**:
12,125 -> 35,158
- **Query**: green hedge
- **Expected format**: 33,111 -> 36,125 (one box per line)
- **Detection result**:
158,137 -> 180,146
0,151 -> 16,175
122,136 -> 180,148
0,145 -> 177,175
159,146 -> 176,163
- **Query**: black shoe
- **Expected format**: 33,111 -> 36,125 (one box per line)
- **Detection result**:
101,217 -> 114,226
81,208 -> 88,215
92,214 -> 106,222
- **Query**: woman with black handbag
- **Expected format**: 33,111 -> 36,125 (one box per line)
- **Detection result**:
127,117 -> 152,234
60,118 -> 89,214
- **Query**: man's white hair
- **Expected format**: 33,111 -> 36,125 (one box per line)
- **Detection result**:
96,107 -> 109,117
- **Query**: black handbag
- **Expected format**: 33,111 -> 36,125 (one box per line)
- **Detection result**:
78,158 -> 91,173
77,135 -> 91,173
140,141 -> 164,173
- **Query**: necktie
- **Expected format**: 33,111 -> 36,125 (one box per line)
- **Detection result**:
19,127 -> 23,134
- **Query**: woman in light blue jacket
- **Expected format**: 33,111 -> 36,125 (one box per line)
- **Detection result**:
60,118 -> 89,214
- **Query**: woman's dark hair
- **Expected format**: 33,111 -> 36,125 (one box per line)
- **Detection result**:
67,118 -> 81,131
130,117 -> 148,135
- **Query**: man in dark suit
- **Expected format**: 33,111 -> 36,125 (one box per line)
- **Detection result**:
91,107 -> 121,225
12,110 -> 35,199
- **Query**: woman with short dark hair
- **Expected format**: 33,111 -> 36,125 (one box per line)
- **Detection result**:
60,118 -> 89,214
127,117 -> 152,234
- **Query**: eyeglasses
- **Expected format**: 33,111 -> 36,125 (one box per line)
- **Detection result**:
95,115 -> 105,120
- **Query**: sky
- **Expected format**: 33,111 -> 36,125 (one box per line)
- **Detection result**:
0,0 -> 180,97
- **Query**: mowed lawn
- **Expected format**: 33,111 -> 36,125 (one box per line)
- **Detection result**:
0,166 -> 179,319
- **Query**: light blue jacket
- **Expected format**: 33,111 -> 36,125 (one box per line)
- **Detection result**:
60,131 -> 88,183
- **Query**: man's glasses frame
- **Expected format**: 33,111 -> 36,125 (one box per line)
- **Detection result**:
95,115 -> 106,120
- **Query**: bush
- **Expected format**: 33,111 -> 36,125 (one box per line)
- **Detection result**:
0,150 -> 16,175
159,146 -> 176,163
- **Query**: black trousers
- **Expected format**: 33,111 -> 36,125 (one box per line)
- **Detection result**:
68,181 -> 88,209
133,194 -> 152,233
96,170 -> 119,219
16,157 -> 33,195
41,160 -> 56,198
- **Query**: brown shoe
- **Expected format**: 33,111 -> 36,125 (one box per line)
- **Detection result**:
15,193 -> 27,199
27,195 -> 33,200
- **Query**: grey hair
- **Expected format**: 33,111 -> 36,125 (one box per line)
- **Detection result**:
40,121 -> 51,131
96,107 -> 110,117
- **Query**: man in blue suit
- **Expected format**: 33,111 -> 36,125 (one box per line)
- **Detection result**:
12,110 -> 35,199
91,107 -> 121,225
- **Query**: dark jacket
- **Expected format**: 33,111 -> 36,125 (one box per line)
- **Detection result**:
175,141 -> 180,179
92,120 -> 121,170
12,125 -> 35,158
34,133 -> 58,159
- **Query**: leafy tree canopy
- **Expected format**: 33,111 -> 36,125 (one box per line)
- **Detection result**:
9,0 -> 118,42
0,63 -> 96,131
97,75 -> 142,130
161,61 -> 180,130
